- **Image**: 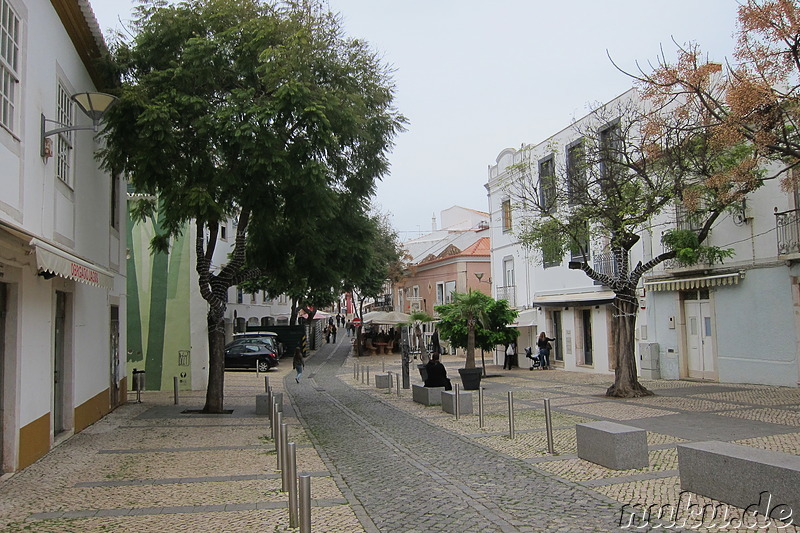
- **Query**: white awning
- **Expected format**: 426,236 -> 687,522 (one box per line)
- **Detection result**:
644,273 -> 741,292
533,290 -> 616,307
30,239 -> 114,290
510,308 -> 537,328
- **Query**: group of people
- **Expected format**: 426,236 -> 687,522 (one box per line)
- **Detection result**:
504,332 -> 555,371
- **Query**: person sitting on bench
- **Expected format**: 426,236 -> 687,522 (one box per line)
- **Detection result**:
424,353 -> 452,390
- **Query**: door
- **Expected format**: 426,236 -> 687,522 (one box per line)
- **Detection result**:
581,309 -> 593,366
54,291 -> 66,435
110,306 -> 120,408
552,311 -> 563,362
684,296 -> 717,380
0,283 -> 6,473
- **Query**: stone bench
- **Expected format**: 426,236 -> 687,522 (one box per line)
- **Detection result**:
256,392 -> 282,416
375,373 -> 392,389
576,421 -> 648,470
677,440 -> 800,518
412,384 -> 444,406
441,390 -> 472,415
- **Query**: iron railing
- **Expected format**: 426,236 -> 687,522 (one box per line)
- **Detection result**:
776,208 -> 800,256
496,285 -> 516,307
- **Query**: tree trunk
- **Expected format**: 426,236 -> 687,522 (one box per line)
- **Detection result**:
606,295 -> 652,398
203,310 -> 227,412
465,320 -> 476,369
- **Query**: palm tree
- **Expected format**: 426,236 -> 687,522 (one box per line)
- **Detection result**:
449,290 -> 489,369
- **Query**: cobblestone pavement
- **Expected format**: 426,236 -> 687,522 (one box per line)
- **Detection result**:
2,335 -> 800,532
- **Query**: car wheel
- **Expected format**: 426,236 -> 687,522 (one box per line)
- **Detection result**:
257,360 -> 271,373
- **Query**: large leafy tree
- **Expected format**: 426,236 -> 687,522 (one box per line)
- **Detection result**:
510,89 -> 763,397
101,0 -> 405,412
628,0 -> 800,182
435,291 -> 518,371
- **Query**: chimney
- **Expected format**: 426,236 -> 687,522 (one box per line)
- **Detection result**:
432,212 -> 437,231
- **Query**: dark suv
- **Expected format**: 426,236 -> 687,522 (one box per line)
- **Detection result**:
224,334 -> 280,372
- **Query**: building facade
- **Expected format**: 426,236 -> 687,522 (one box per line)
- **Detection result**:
486,88 -> 800,387
0,0 -> 126,472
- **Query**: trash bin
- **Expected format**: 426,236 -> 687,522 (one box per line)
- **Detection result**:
132,368 -> 146,391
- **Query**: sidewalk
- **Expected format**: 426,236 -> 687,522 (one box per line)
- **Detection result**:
1,337 -> 799,531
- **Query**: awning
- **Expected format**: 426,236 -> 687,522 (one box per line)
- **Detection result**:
510,308 -> 538,328
644,272 -> 741,292
30,239 -> 114,290
533,290 -> 616,307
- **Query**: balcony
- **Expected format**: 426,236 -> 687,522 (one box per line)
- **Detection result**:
776,208 -> 800,256
496,285 -> 516,307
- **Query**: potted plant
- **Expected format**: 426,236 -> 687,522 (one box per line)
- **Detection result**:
435,291 -> 519,390
435,290 -> 488,390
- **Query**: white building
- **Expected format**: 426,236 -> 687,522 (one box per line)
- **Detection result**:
486,88 -> 800,386
0,0 -> 126,473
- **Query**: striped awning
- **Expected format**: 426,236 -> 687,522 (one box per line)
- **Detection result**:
532,290 -> 616,307
644,272 -> 741,292
509,308 -> 537,328
30,239 -> 115,290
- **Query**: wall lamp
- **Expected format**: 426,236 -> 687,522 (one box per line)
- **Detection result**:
475,272 -> 491,284
41,92 -> 118,158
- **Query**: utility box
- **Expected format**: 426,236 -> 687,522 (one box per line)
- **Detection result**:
639,342 -> 660,380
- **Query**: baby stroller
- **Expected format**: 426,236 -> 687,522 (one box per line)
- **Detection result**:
525,346 -> 541,370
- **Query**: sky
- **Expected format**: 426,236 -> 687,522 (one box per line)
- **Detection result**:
90,0 -> 741,239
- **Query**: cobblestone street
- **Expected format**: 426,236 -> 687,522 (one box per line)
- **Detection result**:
2,336 -> 800,532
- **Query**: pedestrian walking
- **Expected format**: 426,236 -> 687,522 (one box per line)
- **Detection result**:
325,324 -> 331,343
536,332 -> 555,369
331,323 -> 337,343
293,346 -> 305,383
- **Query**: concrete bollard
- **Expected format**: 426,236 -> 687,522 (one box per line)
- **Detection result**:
299,475 -> 312,532
287,442 -> 299,527
173,376 -> 180,405
508,391 -> 515,439
478,387 -> 485,429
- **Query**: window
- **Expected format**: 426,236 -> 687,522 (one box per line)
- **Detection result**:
444,281 -> 456,303
503,258 -> 514,288
110,175 -> 119,230
501,199 -> 512,232
220,223 -> 227,241
599,121 -> 622,189
539,156 -> 556,212
55,82 -> 74,186
0,0 -> 19,133
570,220 -> 591,261
436,282 -> 444,305
566,140 -> 587,205
236,288 -> 243,304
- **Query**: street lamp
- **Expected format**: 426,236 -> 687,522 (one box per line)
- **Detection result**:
475,272 -> 491,284
41,92 -> 118,158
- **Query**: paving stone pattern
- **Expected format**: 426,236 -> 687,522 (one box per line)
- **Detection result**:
3,334 -> 800,532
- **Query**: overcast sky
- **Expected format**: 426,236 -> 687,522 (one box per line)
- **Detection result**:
91,1 -> 740,239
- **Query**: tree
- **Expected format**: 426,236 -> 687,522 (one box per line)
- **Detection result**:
101,0 -> 405,412
435,290 -> 518,371
509,90 -> 762,398
625,0 -> 800,186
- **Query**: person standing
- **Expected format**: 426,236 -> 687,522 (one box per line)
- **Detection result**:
293,347 -> 305,383
536,332 -> 555,370
503,342 -> 516,370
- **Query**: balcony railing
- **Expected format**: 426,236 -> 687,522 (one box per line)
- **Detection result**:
776,208 -> 800,256
496,285 -> 516,307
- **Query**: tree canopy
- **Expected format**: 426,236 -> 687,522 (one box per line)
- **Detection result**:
436,291 -> 518,370
101,0 -> 405,411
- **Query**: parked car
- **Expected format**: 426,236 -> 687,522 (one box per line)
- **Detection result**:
231,332 -> 284,358
224,340 -> 279,372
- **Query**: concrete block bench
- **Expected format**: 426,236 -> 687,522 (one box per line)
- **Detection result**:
678,440 -> 800,517
256,392 -> 282,416
375,373 -> 392,389
441,390 -> 472,415
412,384 -> 444,406
576,421 -> 648,470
